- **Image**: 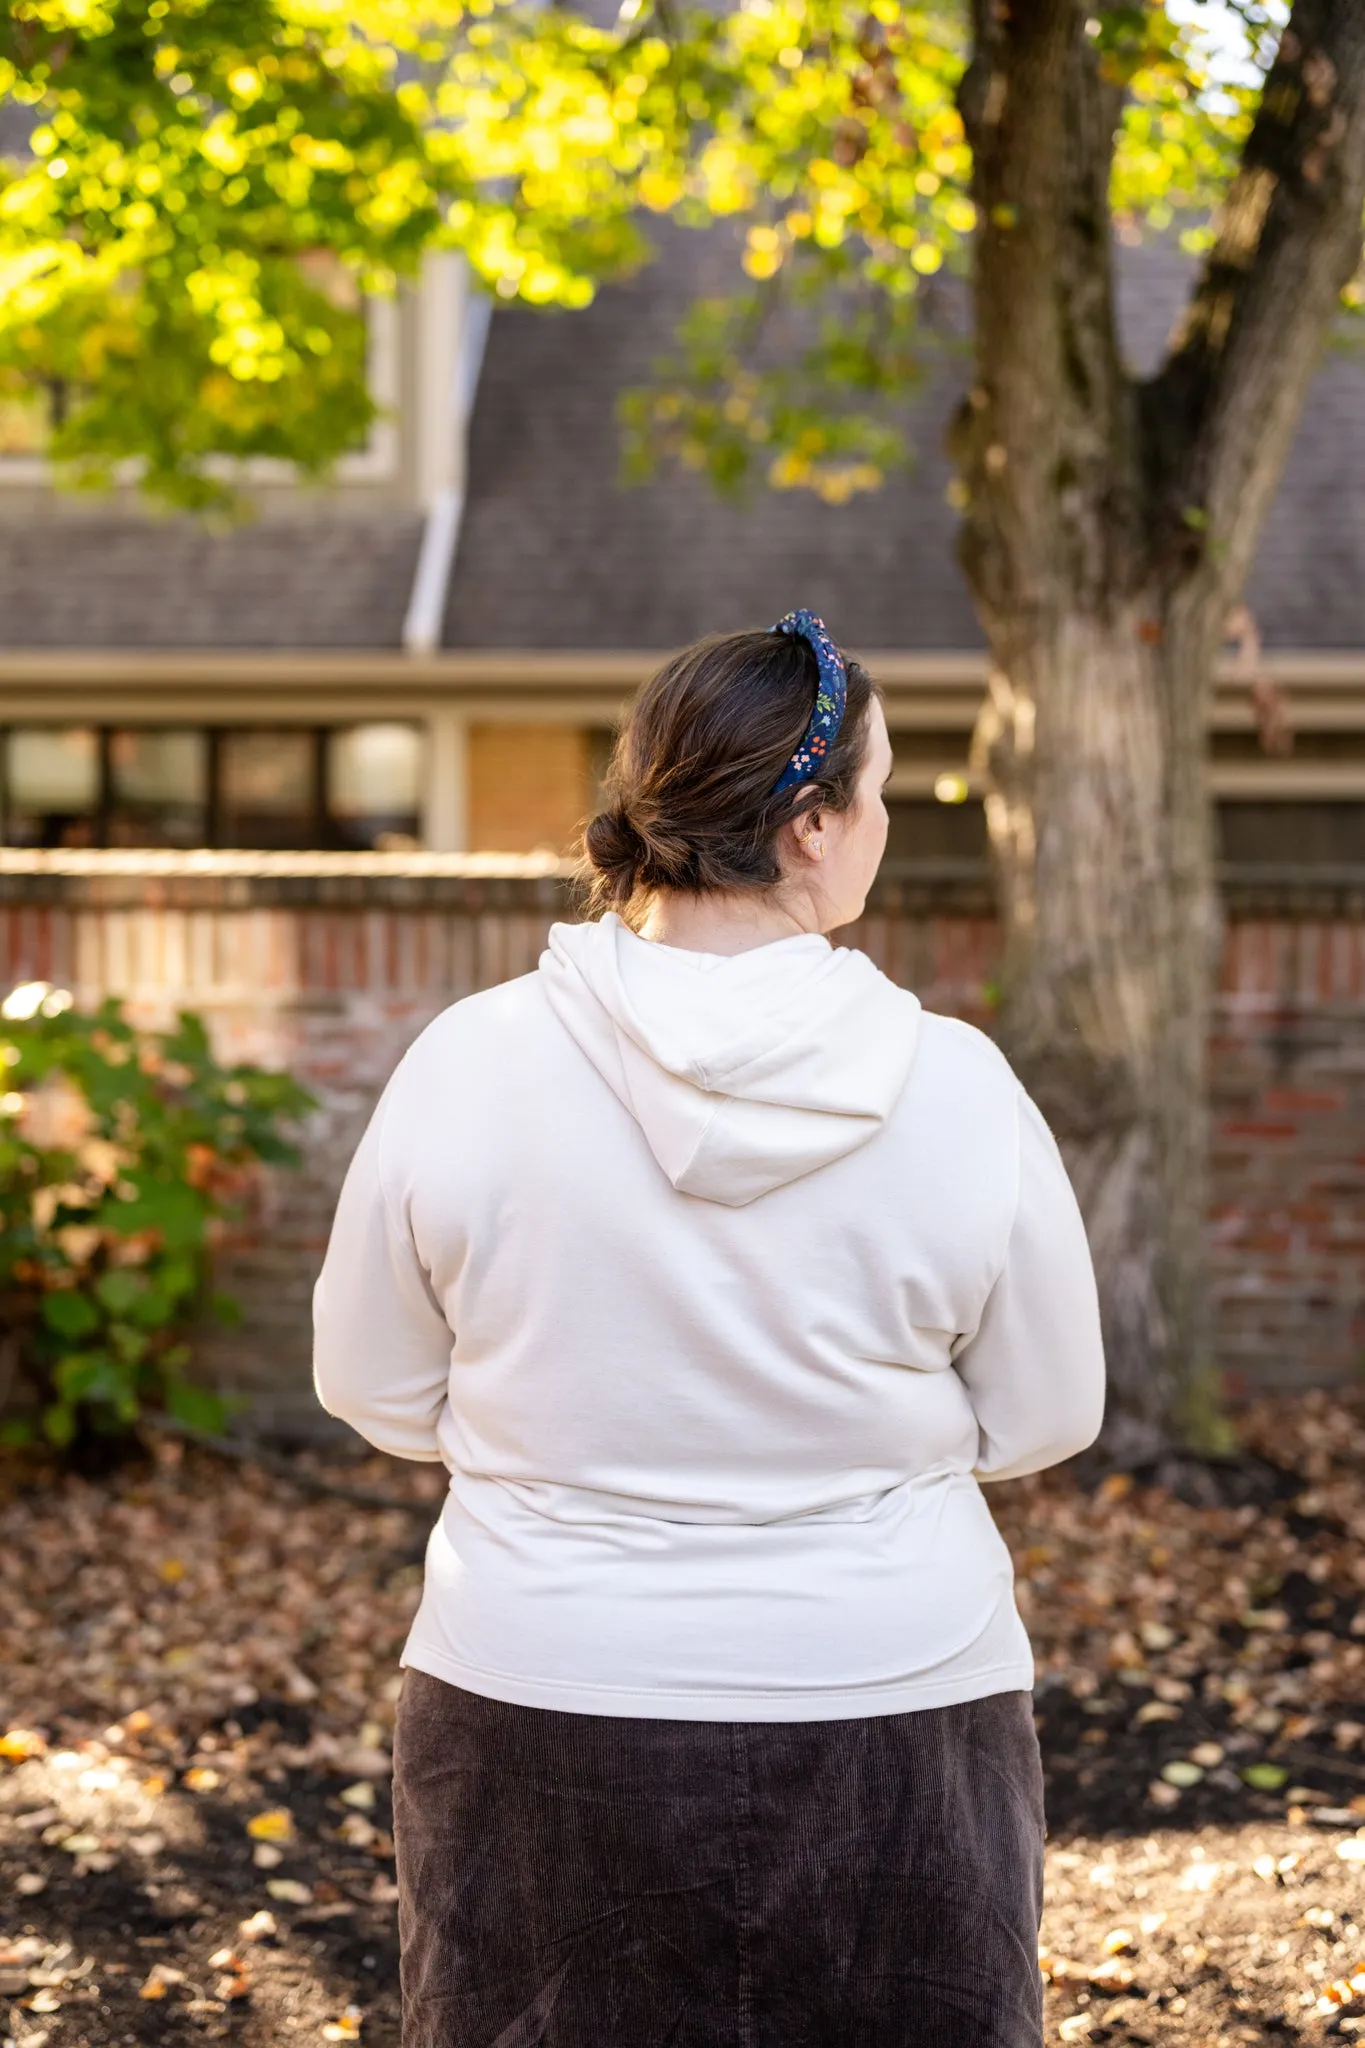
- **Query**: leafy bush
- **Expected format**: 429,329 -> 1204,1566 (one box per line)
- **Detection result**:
0,981 -> 315,1448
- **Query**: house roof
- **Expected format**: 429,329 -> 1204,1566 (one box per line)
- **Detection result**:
446,232 -> 1365,654
0,235 -> 1359,657
444,225 -> 983,655
0,511 -> 424,650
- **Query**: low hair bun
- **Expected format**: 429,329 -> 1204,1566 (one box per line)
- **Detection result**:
582,806 -> 647,905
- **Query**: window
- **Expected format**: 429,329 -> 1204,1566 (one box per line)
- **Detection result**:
884,798 -> 988,868
218,730 -> 319,849
107,729 -> 208,849
879,797 -> 1365,875
329,723 -> 422,852
1218,802 -> 1365,868
3,727 -> 100,847
0,723 -> 423,851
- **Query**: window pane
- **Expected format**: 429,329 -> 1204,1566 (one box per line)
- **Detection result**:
883,798 -> 988,866
4,727 -> 100,847
328,723 -> 422,851
1218,802 -> 1365,868
218,730 -> 317,849
107,729 -> 208,849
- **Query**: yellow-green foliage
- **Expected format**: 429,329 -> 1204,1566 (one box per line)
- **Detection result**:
0,0 -> 449,505
0,1 -> 1342,507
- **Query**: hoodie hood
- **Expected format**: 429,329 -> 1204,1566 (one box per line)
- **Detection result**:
540,914 -> 922,1206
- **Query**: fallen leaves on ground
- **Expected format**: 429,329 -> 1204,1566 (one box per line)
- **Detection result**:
2,1390 -> 1365,2043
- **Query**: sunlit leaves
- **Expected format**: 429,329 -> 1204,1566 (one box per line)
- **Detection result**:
0,0 -> 1351,504
419,0 -> 1266,494
425,0 -> 972,304
0,0 -> 444,504
1107,2 -> 1260,232
620,259 -> 940,500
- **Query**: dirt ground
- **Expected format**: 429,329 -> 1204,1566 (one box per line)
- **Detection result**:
5,1392 -> 1365,2046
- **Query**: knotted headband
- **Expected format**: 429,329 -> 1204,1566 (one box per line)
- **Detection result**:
769,609 -> 848,796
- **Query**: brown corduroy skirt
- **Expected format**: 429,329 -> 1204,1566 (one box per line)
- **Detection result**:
391,1667 -> 1045,2048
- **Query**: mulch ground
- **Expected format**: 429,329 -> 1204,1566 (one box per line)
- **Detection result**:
5,1391 -> 1365,2046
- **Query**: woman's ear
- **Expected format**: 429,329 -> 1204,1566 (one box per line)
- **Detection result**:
791,804 -> 827,863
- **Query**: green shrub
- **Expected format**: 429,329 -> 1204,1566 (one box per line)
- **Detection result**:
0,981 -> 316,1448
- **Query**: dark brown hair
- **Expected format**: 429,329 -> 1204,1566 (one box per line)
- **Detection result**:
581,626 -> 877,919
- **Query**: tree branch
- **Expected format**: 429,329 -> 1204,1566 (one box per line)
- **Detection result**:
1144,0 -> 1365,597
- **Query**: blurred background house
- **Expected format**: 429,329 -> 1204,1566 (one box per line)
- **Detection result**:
2,237 -> 1363,862
1,237 -> 1362,1426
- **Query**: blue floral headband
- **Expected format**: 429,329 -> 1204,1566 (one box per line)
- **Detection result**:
770,609 -> 847,796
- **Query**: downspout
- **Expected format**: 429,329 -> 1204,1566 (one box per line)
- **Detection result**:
402,262 -> 493,657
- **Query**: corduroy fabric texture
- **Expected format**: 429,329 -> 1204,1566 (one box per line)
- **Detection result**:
391,1669 -> 1045,2048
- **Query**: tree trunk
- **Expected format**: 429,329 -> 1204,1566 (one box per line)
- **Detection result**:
955,0 -> 1365,1457
965,583 -> 1223,1463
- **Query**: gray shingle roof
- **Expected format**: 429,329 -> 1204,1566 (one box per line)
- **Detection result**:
0,512 -> 423,649
0,234 -> 1358,655
445,226 -> 982,654
0,103 -> 37,156
447,232 -> 1365,653
1252,352 -> 1365,649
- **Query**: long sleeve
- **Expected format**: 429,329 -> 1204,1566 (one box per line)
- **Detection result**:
312,1082 -> 453,1462
953,1089 -> 1106,1483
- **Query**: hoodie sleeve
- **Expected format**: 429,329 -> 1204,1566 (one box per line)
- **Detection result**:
952,1089 -> 1106,1482
312,1079 -> 452,1463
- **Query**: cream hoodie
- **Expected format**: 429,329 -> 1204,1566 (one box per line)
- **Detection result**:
313,913 -> 1105,1720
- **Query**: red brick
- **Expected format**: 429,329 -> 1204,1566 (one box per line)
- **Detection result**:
1263,1088 -> 1345,1115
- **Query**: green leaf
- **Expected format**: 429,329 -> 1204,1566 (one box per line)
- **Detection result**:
163,1379 -> 227,1435
128,1284 -> 177,1329
105,1181 -> 207,1250
171,1013 -> 213,1061
158,1257 -> 200,1302
109,1323 -> 150,1366
210,1290 -> 244,1328
0,1415 -> 36,1446
42,1290 -> 101,1340
95,1268 -> 147,1317
1241,1763 -> 1289,1792
250,1136 -> 303,1167
42,1400 -> 77,1448
53,1350 -> 125,1403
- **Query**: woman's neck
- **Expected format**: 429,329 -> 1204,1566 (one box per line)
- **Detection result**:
636,888 -> 820,956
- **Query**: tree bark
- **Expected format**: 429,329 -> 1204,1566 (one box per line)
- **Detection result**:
953,0 -> 1365,1459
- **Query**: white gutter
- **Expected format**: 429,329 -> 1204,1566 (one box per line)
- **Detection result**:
403,262 -> 493,656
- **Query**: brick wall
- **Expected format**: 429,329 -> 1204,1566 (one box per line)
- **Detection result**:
0,860 -> 1361,1429
1208,917 -> 1365,1392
